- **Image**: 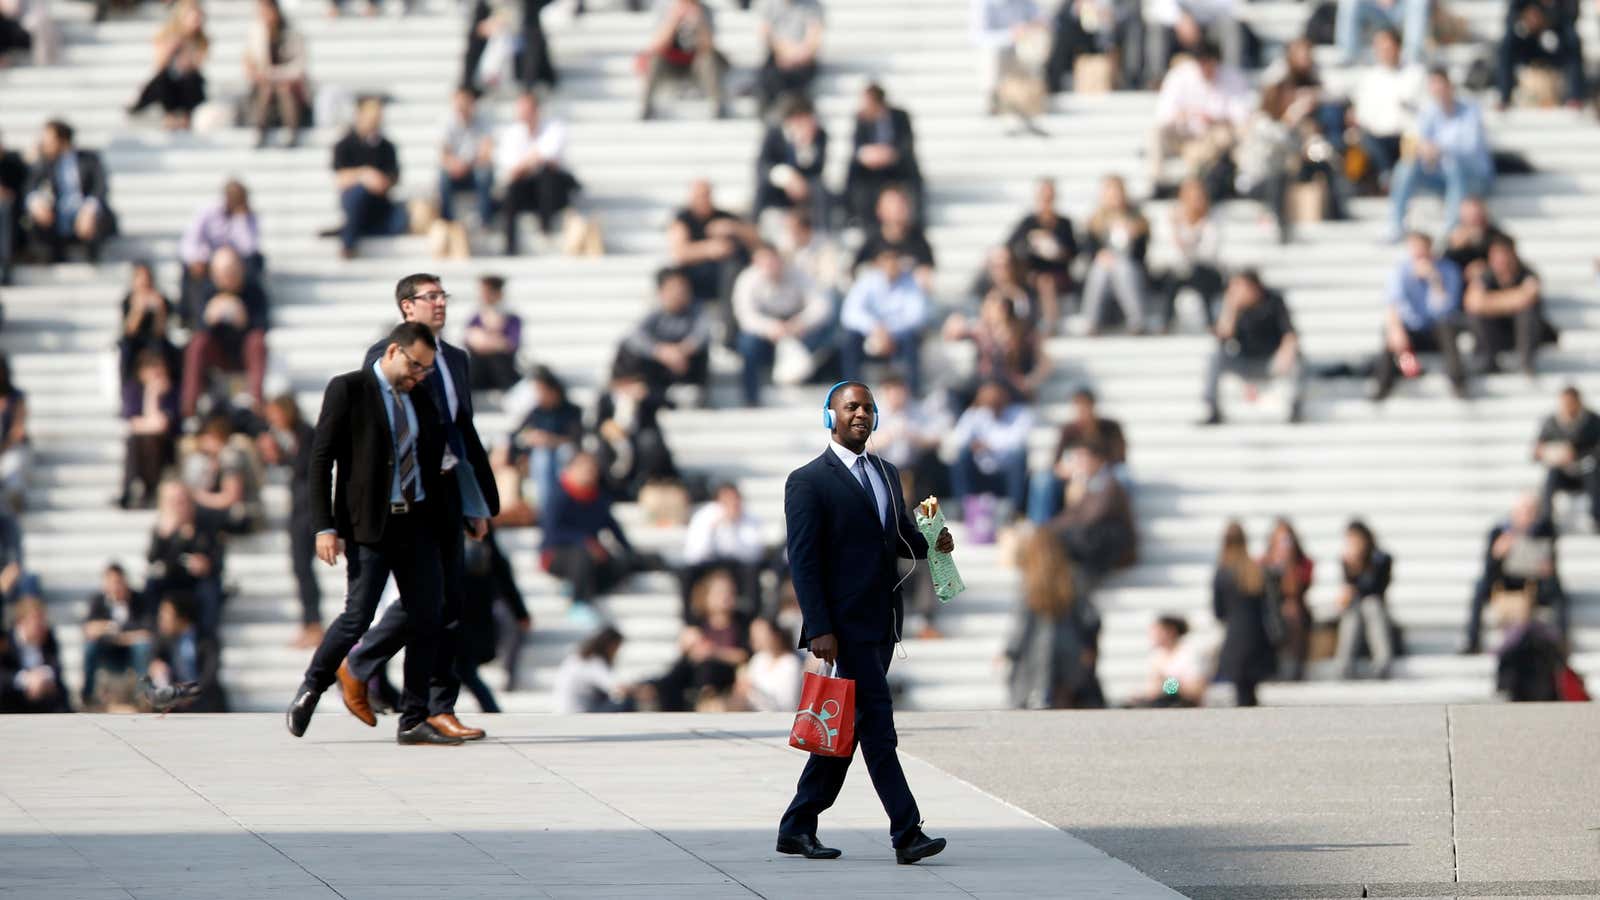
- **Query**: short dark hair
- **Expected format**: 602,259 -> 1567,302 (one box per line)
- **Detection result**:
480,274 -> 506,293
1487,232 -> 1517,253
1427,65 -> 1451,81
1560,384 -> 1582,402
782,95 -> 815,119
1195,42 -> 1222,62
161,594 -> 197,624
394,273 -> 443,313
655,266 -> 688,289
864,82 -> 886,104
1374,26 -> 1401,43
1072,386 -> 1097,405
44,119 -> 73,145
200,414 -> 233,440
1156,615 -> 1189,638
387,321 -> 437,351
1231,268 -> 1264,291
827,381 -> 872,410
105,562 -> 126,578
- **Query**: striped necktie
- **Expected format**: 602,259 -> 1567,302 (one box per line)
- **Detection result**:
391,389 -> 417,503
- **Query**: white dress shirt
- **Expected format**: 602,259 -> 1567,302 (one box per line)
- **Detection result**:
829,440 -> 890,525
683,503 -> 766,565
494,117 -> 568,181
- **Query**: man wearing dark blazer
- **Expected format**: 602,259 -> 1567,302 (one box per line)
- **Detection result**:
287,321 -> 460,745
844,84 -> 922,229
22,120 -> 117,263
341,273 -> 501,741
777,381 -> 952,865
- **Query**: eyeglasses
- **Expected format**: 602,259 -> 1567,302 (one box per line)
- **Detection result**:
397,346 -> 435,378
406,291 -> 450,304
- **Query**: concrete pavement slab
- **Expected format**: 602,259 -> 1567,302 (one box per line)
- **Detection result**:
0,713 -> 1180,900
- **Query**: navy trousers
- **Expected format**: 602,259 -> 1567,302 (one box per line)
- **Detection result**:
780,639 -> 921,848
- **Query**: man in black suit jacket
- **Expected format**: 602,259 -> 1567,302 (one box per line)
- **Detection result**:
342,274 -> 501,741
777,381 -> 953,865
844,84 -> 922,229
288,321 -> 462,746
753,98 -> 828,224
22,120 -> 117,263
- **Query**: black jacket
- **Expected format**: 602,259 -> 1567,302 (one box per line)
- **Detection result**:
1213,567 -> 1278,683
363,338 -> 499,519
309,367 -> 447,545
0,628 -> 70,713
24,149 -> 118,232
849,107 -> 920,183
784,448 -> 928,648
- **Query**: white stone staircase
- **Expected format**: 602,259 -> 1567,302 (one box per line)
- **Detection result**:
1,0 -> 1597,713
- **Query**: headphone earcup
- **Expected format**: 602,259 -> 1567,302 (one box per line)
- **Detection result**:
823,409 -> 834,430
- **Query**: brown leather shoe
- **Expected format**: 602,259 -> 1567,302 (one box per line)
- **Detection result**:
337,661 -> 376,727
427,713 -> 485,741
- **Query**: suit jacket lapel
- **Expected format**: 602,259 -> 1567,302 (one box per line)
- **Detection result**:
823,450 -> 884,531
367,370 -> 395,447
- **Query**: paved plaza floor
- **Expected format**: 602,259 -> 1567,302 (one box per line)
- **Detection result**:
0,712 -> 1178,900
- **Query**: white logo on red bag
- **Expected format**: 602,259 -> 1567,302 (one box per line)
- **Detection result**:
790,699 -> 841,751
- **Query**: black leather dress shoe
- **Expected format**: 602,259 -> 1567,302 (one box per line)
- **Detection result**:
895,831 -> 947,865
397,722 -> 464,746
285,686 -> 320,737
775,834 -> 841,860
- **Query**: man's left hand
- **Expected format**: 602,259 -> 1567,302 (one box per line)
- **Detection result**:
934,527 -> 954,554
465,518 -> 488,540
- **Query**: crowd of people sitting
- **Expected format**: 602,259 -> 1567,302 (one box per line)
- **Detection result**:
0,0 -> 1595,715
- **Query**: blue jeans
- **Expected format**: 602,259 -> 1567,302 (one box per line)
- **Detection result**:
338,185 -> 408,251
735,326 -> 832,406
1388,155 -> 1492,236
1027,470 -> 1066,523
82,638 -> 153,704
528,444 -> 570,511
437,166 -> 495,224
1337,0 -> 1428,65
950,446 -> 1029,515
838,329 -> 922,396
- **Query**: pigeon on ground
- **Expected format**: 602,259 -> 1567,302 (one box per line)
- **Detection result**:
139,677 -> 203,715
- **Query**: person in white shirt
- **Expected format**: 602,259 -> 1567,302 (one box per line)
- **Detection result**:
1345,28 -> 1424,181
494,91 -> 578,254
947,381 -> 1035,519
735,618 -> 804,712
553,626 -> 634,713
1157,177 -> 1224,331
1147,43 -> 1253,185
1132,615 -> 1207,707
681,482 -> 770,616
838,247 -> 931,394
733,243 -> 833,406
438,87 -> 496,227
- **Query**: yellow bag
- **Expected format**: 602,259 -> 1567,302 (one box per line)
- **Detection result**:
407,197 -> 439,236
560,210 -> 606,257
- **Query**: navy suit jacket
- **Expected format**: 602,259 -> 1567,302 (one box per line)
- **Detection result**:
785,448 -> 929,649
363,337 -> 499,518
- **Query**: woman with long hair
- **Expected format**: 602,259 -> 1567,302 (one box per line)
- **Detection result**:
243,0 -> 308,148
1334,519 -> 1396,679
1262,517 -> 1314,681
1002,529 -> 1104,709
1213,521 -> 1276,706
553,626 -> 632,713
1080,174 -> 1150,335
257,394 -> 321,648
1157,177 -> 1224,331
128,0 -> 208,130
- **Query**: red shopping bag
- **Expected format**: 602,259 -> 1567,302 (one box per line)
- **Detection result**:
789,663 -> 855,757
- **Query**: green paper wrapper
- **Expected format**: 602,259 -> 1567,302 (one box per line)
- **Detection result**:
914,501 -> 966,603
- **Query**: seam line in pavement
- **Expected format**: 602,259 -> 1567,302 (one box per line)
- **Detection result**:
501,730 -> 769,899
0,783 -> 138,900
1445,705 -> 1459,883
91,718 -> 350,900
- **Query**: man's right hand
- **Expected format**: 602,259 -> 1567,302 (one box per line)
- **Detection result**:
808,633 -> 838,666
316,533 -> 342,566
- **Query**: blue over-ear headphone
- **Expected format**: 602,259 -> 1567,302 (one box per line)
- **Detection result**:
822,381 -> 878,431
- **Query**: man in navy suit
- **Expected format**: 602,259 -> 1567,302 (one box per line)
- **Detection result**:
338,273 -> 502,742
777,381 -> 953,865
